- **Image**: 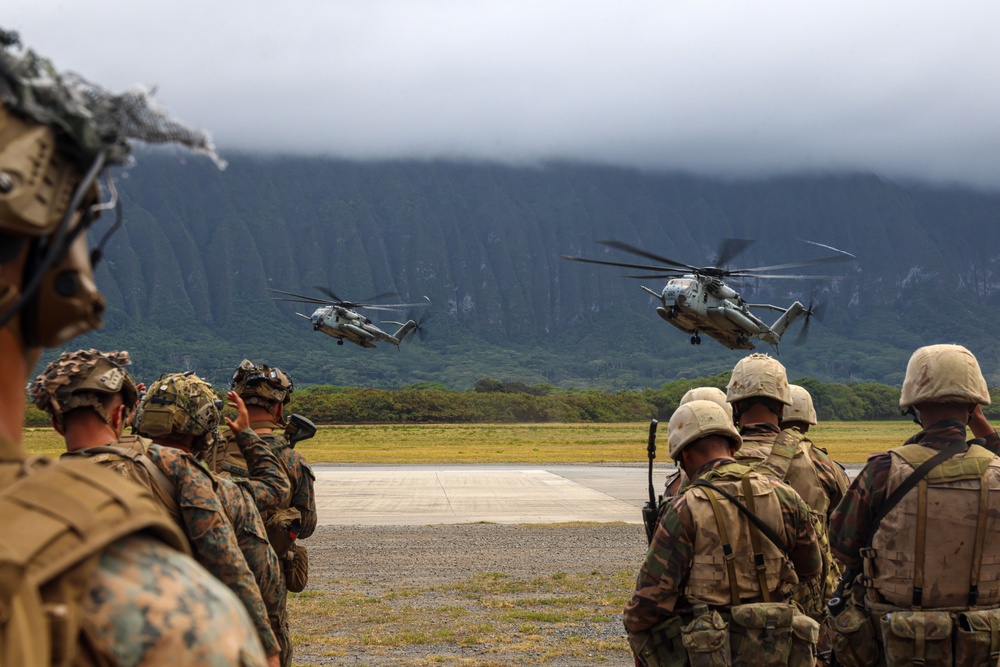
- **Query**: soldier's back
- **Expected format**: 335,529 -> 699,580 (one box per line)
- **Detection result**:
0,455 -> 267,667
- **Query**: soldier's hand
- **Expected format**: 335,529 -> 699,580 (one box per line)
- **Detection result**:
226,391 -> 251,433
267,654 -> 280,667
970,404 -> 997,440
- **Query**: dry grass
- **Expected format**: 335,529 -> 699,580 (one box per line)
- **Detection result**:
22,419 -> 990,464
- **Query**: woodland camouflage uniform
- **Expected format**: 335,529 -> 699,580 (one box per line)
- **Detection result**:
217,361 -> 317,667
827,344 -> 1000,667
625,401 -> 822,667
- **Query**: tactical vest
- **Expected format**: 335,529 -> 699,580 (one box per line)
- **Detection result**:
0,455 -> 188,667
738,428 -> 830,515
63,435 -> 182,526
865,443 -> 1000,609
684,464 -> 799,607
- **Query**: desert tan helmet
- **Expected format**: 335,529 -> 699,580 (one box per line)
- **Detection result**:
668,399 -> 743,460
899,344 -> 990,410
783,384 -> 818,426
726,353 -> 792,406
679,386 -> 734,423
28,348 -> 138,429
135,372 -> 221,446
231,359 -> 294,407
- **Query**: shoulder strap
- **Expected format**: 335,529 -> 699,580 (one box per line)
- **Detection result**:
84,445 -> 181,523
873,440 -> 967,530
759,430 -> 803,482
702,487 -> 741,607
692,478 -> 787,554
741,473 -> 773,602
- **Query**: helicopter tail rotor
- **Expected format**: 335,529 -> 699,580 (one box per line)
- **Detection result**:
795,285 -> 828,346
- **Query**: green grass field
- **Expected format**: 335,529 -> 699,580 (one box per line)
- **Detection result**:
22,420 -> 948,464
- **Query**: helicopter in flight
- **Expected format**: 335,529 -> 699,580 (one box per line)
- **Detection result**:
562,238 -> 855,351
268,287 -> 429,349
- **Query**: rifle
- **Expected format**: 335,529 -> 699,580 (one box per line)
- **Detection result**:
642,419 -> 660,544
284,414 -> 317,447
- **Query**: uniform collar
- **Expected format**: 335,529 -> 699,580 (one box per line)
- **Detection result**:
688,456 -> 737,482
904,419 -> 969,450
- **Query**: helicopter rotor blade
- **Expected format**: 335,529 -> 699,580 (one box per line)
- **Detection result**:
356,290 -> 400,304
562,255 -> 685,273
596,240 -> 704,272
622,272 -> 690,280
730,240 -> 855,274
267,288 -> 337,304
728,272 -> 846,281
313,286 -> 350,305
714,238 -> 756,268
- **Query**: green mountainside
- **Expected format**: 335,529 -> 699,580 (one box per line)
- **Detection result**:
63,153 -> 1000,390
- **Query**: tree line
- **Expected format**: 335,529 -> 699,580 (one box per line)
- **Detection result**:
24,373 -> 1000,427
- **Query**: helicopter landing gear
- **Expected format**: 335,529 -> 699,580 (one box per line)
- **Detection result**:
690,334 -> 701,346
337,339 -> 344,346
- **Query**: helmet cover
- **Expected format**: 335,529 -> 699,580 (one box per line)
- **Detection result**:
668,399 -> 743,460
136,372 -> 221,441
899,344 -> 990,409
679,387 -> 734,423
783,384 -> 818,426
726,353 -> 792,406
29,348 -> 138,428
231,359 -> 294,407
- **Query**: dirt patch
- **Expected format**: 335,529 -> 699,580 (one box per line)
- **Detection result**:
289,523 -> 648,666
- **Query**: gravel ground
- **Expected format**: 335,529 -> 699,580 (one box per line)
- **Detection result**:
290,523 -> 650,666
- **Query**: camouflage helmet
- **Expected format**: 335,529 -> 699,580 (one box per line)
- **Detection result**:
136,372 -> 221,442
231,359 -> 293,407
899,344 -> 990,410
668,400 -> 742,460
28,348 -> 138,429
783,384 -> 818,426
726,353 -> 792,406
679,387 -> 734,423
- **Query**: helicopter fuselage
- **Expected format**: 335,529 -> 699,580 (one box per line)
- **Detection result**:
648,275 -> 804,350
303,305 -> 415,349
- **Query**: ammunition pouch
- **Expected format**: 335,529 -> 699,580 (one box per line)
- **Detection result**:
681,608 -> 731,667
283,543 -> 309,593
628,616 -> 686,667
955,608 -> 1000,666
880,610 -> 953,667
729,602 -> 795,667
265,506 -> 302,558
826,595 -> 879,667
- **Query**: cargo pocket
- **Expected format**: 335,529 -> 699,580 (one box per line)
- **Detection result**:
283,543 -> 309,593
729,602 -> 793,667
628,615 -> 686,667
681,608 -> 731,667
879,610 -> 953,667
826,600 -> 879,667
789,613 -> 820,667
954,608 -> 1000,667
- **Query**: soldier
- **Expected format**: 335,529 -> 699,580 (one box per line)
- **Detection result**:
30,354 -> 282,667
828,344 -> 1000,667
727,354 -> 848,619
0,29 -> 268,666
218,360 -> 317,666
137,371 -> 292,667
781,384 -> 819,435
624,400 -> 822,667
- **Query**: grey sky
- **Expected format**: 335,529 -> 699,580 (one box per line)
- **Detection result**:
8,1 -> 1000,189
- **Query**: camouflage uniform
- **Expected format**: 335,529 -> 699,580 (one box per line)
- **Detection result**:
624,458 -> 821,632
210,428 -> 291,666
62,439 -> 280,658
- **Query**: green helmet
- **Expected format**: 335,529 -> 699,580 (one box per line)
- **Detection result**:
231,359 -> 294,407
135,372 -> 221,444
28,349 -> 138,429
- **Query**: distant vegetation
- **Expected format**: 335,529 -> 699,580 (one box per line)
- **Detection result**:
26,371 -> 1000,427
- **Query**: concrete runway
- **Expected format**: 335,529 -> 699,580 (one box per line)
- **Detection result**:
314,463 -> 864,526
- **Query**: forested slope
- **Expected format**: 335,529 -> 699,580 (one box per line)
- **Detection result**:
66,153 -> 1000,389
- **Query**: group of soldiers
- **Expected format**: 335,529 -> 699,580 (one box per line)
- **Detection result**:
0,30 -> 318,666
624,348 -> 1000,667
27,351 -> 318,667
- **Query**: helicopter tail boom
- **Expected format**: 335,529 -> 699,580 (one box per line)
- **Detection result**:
770,301 -> 806,339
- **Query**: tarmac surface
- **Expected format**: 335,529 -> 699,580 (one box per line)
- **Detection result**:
314,463 -> 864,526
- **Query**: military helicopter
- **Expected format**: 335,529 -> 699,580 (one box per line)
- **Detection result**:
268,288 -> 429,349
562,238 -> 855,351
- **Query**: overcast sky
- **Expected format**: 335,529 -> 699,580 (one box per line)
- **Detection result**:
7,1 -> 1000,189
